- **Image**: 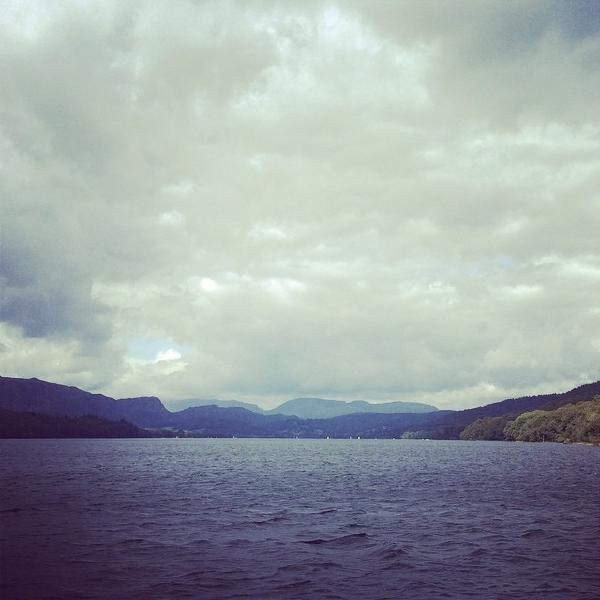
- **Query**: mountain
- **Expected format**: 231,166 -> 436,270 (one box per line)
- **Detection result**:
165,398 -> 267,413
0,376 -> 299,434
269,397 -> 439,419
1,375 -> 599,439
0,376 -> 173,428
161,405 -> 303,437
165,397 -> 437,418
0,376 -> 130,421
117,396 -> 172,427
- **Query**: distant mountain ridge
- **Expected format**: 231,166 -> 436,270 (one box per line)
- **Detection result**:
169,396 -> 437,418
268,397 -> 438,418
1,375 -> 599,439
166,398 -> 268,413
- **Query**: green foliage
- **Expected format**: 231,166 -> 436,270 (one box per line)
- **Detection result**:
503,396 -> 600,443
459,416 -> 512,441
458,396 -> 600,443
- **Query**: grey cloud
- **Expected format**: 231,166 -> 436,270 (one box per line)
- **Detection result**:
0,216 -> 112,346
351,1 -> 600,128
0,1 -> 599,408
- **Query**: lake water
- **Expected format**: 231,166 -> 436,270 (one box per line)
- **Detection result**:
1,439 -> 598,599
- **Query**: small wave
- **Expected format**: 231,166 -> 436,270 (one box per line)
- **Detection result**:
273,579 -> 312,592
277,560 -> 342,574
506,553 -> 540,563
371,544 -> 409,560
115,538 -> 147,546
300,532 -> 368,546
276,563 -> 307,574
521,528 -> 545,539
251,515 -> 287,525
380,560 -> 414,571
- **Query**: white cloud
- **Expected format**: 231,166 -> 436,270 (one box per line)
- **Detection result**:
158,210 -> 184,226
1,1 -> 599,408
154,348 -> 182,363
200,277 -> 220,293
248,222 -> 293,241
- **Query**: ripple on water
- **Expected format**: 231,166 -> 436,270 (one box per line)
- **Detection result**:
1,438 -> 599,599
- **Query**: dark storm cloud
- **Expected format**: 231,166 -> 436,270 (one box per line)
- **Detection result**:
0,222 -> 110,343
552,0 -> 600,40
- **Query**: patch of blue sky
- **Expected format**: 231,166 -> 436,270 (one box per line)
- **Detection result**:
127,337 -> 189,361
495,255 -> 514,269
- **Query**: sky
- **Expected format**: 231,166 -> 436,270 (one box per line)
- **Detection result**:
1,0 -> 599,410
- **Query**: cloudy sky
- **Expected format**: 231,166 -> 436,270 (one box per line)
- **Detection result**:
1,1 -> 599,409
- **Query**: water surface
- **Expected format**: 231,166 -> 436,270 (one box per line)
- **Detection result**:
1,439 -> 599,599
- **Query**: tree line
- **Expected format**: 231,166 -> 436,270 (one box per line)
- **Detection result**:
459,396 -> 600,443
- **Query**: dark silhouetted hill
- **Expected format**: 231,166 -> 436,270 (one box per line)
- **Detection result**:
1,375 -> 599,439
0,408 -> 166,438
0,376 -> 125,419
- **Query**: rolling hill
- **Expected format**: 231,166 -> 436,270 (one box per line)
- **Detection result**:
1,375 -> 599,439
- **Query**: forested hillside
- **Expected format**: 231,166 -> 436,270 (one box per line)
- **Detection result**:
460,396 -> 600,443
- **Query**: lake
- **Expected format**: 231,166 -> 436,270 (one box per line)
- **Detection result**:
1,439 -> 598,599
